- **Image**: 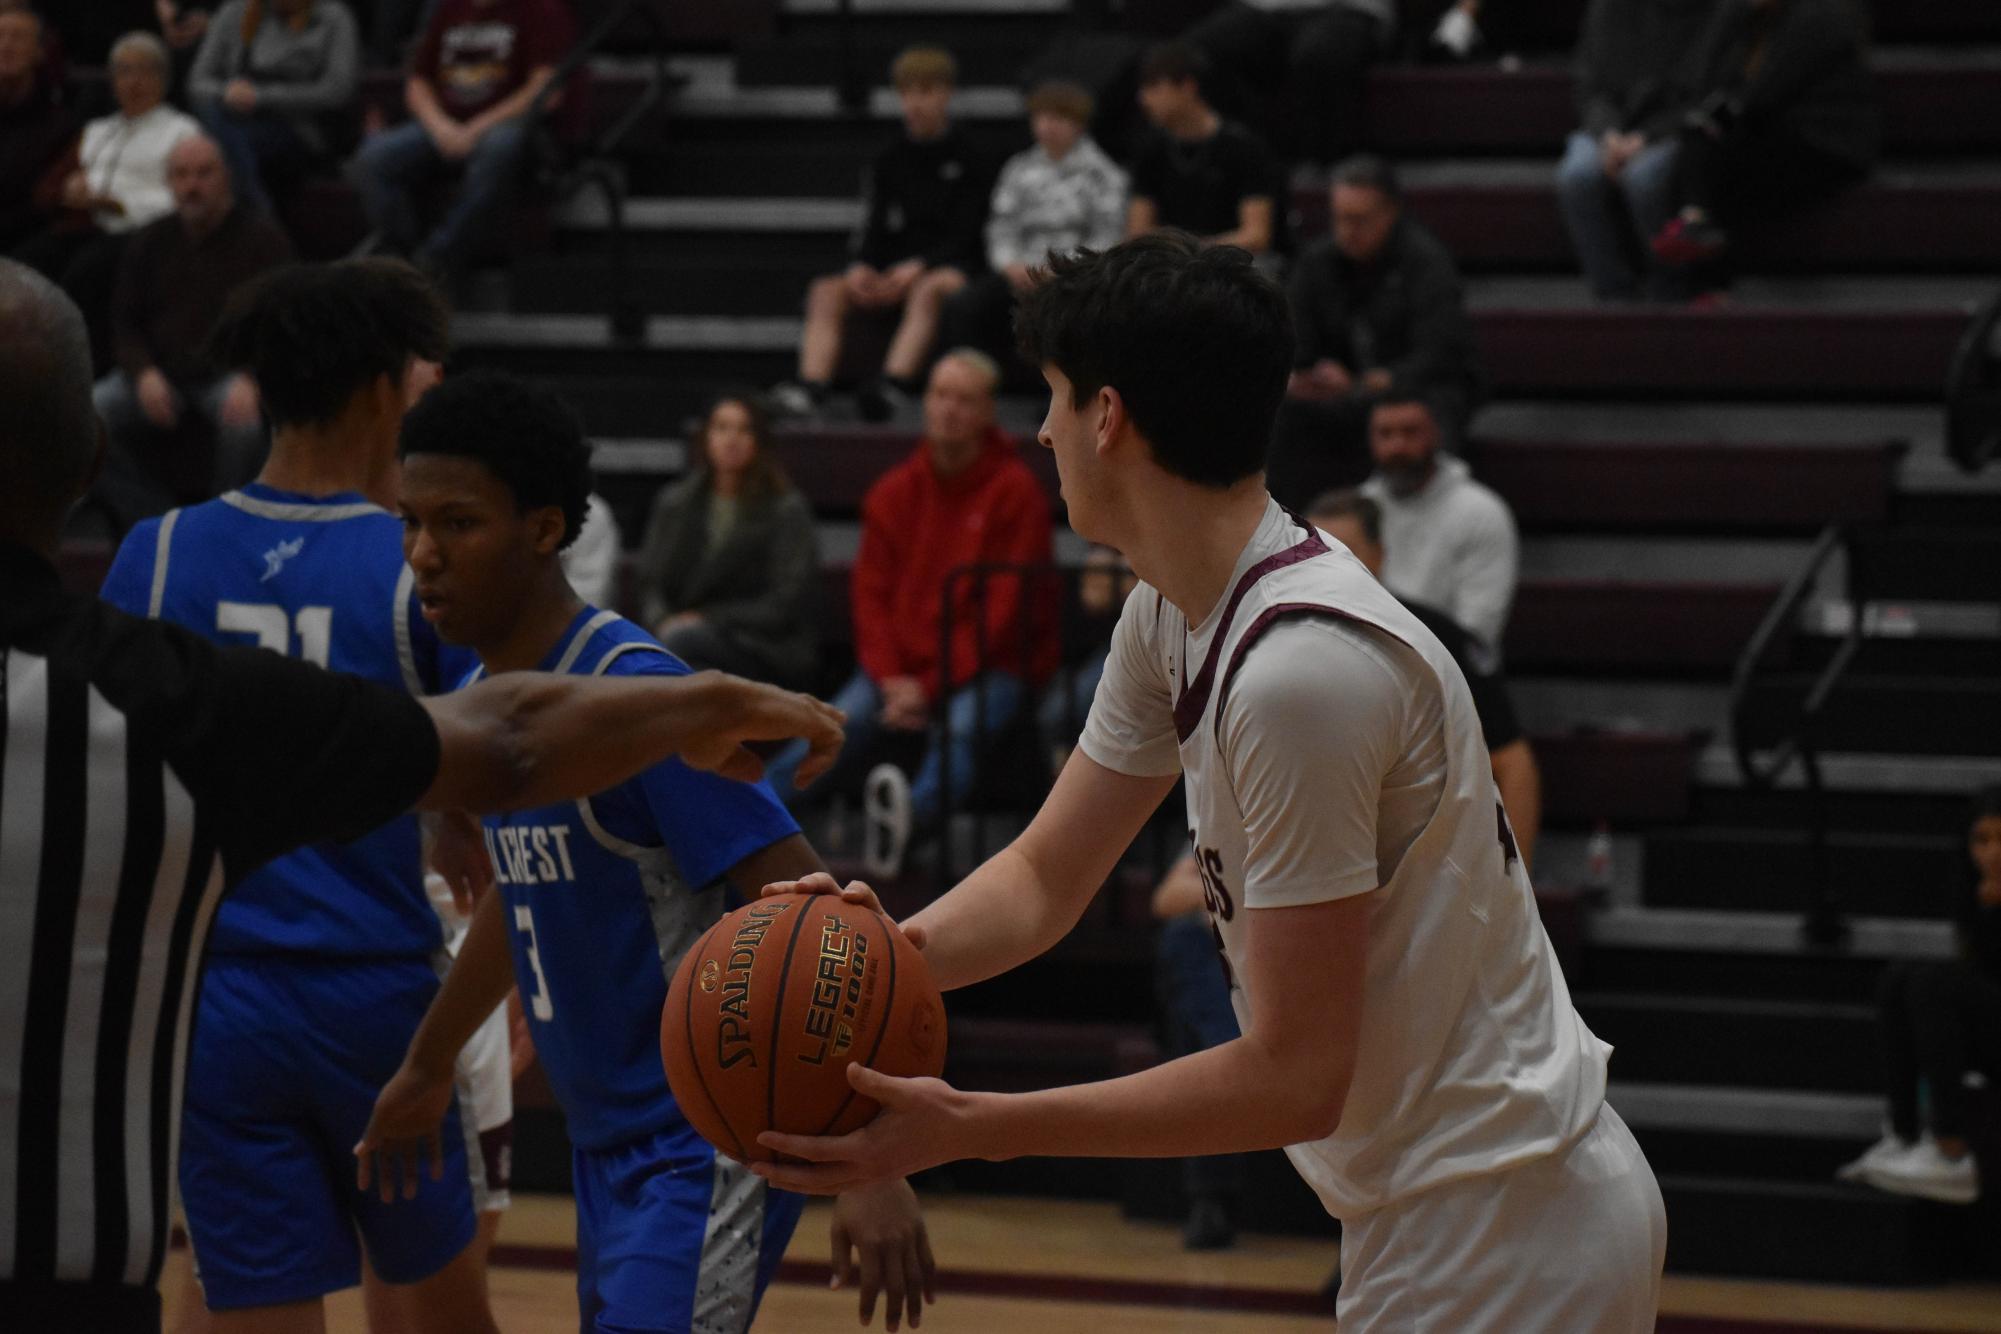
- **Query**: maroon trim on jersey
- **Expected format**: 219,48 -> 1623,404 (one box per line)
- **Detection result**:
1172,516 -> 1329,742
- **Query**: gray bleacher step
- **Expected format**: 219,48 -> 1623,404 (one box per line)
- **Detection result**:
1589,905 -> 1955,959
1609,1082 -> 1879,1140
1510,680 -> 1729,737
1465,273 -> 1994,312
1519,535 -> 1818,585
1696,745 -> 2001,796
454,311 -> 801,351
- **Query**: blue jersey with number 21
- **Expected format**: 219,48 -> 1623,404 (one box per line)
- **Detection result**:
100,484 -> 472,958
473,607 -> 800,1151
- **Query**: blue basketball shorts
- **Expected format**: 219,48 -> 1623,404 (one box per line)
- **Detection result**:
574,1120 -> 805,1334
178,954 -> 479,1310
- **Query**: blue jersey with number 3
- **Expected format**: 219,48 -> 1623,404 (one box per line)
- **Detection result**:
100,484 -> 472,958
473,607 -> 800,1151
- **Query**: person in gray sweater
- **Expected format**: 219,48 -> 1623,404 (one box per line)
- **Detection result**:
1555,0 -> 1717,300
189,0 -> 360,213
635,393 -> 822,689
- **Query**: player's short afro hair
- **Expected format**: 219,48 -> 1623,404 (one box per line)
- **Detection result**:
398,369 -> 593,551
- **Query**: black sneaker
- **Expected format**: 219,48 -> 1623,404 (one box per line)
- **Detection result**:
1182,1197 -> 1237,1251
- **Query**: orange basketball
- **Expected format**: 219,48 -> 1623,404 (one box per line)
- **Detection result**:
660,892 -> 946,1163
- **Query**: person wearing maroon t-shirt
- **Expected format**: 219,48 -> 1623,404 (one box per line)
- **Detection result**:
351,0 -> 570,275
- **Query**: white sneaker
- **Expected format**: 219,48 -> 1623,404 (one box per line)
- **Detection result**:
1836,1131 -> 1910,1183
767,381 -> 820,419
1431,5 -> 1481,58
862,763 -> 912,881
1861,1136 -> 1979,1205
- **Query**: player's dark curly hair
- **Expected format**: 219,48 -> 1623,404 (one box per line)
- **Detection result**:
399,369 -> 593,551
209,258 -> 451,431
1014,231 -> 1292,489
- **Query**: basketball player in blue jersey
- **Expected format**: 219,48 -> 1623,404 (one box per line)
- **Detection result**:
100,260 -> 506,1334
357,370 -> 937,1334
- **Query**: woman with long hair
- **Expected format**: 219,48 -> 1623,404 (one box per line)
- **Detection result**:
636,392 -> 822,688
188,0 -> 360,213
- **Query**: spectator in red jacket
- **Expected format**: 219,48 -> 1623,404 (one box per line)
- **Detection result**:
766,348 -> 1058,874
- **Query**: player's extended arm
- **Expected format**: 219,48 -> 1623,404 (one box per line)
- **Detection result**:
416,671 -> 843,814
354,888 -> 516,1199
754,889 -> 1374,1193
900,752 -> 1179,991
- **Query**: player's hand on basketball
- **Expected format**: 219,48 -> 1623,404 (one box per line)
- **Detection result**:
354,1061 -> 453,1202
752,1064 -> 965,1195
831,1179 -> 936,1331
758,873 -> 927,951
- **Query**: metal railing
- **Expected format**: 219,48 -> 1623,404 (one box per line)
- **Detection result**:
1726,522 -> 1863,947
524,0 -> 676,341
926,561 -> 1177,917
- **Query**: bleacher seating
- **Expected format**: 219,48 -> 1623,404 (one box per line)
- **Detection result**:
48,0 -> 2001,1286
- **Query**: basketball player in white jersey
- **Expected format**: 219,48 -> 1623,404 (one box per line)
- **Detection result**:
752,232 -> 1667,1331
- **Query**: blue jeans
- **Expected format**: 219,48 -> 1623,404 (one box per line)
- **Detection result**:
1156,912 -> 1246,1198
1037,649 -> 1107,753
766,670 -> 1024,827
351,116 -> 530,265
197,103 -> 315,214
1555,130 -> 1680,301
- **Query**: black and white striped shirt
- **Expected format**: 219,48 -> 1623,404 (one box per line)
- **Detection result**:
0,543 -> 440,1328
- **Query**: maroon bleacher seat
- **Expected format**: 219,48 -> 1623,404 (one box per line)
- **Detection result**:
1507,580 -> 1781,672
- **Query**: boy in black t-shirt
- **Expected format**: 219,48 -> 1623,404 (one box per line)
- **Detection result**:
776,46 -> 991,422
1125,42 -> 1277,258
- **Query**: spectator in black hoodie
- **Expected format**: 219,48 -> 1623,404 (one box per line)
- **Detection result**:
776,46 -> 990,423
1840,786 -> 2001,1206
1265,155 -> 1481,511
1555,0 -> 1716,301
1651,0 -> 1878,275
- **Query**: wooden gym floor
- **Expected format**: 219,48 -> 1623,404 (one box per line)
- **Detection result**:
162,1192 -> 2001,1333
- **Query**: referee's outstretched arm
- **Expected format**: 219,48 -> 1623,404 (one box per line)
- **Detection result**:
419,669 -> 845,813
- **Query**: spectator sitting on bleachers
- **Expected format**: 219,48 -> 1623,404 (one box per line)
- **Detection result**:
1125,41 -> 1276,259
775,47 -> 990,424
1357,393 -> 1517,651
91,132 -> 292,527
559,491 -> 621,609
189,0 -> 361,214
765,349 -> 1058,878
1036,542 -> 1135,774
1841,785 -> 2001,1206
0,6 -> 72,252
349,0 -> 570,280
156,0 -> 216,59
1309,487 -> 1539,866
1267,155 -> 1480,511
0,0 -> 66,85
13,32 -> 197,361
940,79 -> 1125,381
1179,0 -> 1390,168
634,392 -> 821,689
1650,0 -> 1878,276
1555,0 -> 1716,302
1149,488 -> 1541,1253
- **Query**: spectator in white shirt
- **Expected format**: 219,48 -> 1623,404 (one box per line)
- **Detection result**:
559,492 -> 623,610
12,30 -> 198,362
1358,393 -> 1518,651
941,80 -> 1126,378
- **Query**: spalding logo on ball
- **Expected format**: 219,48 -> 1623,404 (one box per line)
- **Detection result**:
661,893 -> 946,1163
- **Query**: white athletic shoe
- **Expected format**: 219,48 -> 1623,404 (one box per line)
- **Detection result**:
1861,1136 -> 1979,1205
862,762 -> 913,881
1835,1131 -> 1910,1183
1430,5 -> 1481,58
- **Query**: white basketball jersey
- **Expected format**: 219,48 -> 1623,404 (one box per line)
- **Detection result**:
1081,500 -> 1610,1218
